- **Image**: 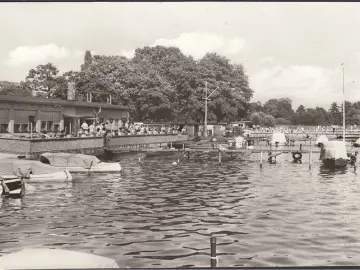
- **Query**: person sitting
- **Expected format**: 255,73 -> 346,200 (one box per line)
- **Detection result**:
81,121 -> 88,130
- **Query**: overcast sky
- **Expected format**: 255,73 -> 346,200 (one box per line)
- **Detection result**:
1,2 -> 360,109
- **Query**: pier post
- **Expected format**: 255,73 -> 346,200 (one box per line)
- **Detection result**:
354,151 -> 357,172
187,151 -> 190,159
170,142 -> 173,149
309,150 -> 312,169
210,236 -> 217,268
218,150 -> 222,164
300,143 -> 302,151
260,151 -> 263,168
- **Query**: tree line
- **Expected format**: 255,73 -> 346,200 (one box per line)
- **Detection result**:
0,47 -> 252,123
0,46 -> 358,126
248,98 -> 360,127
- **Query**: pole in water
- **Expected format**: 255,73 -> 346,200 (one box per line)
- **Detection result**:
354,151 -> 357,172
260,151 -> 263,168
210,236 -> 217,268
218,150 -> 221,164
300,143 -> 302,151
309,150 -> 312,169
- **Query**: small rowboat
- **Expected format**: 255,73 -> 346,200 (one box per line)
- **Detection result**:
39,152 -> 121,173
0,176 -> 24,197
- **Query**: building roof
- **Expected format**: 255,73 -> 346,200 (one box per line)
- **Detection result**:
0,95 -> 130,110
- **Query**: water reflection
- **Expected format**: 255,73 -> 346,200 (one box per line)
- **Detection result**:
1,154 -> 360,267
318,165 -> 349,178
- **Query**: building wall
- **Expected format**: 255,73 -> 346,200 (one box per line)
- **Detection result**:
0,134 -> 188,156
108,134 -> 188,150
0,101 -> 129,135
30,137 -> 104,156
0,138 -> 31,154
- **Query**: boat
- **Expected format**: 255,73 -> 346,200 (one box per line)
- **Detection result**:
315,134 -> 328,147
39,152 -> 121,173
0,176 -> 24,197
0,159 -> 72,182
270,132 -> 287,146
353,137 -> 360,147
320,141 -> 348,168
0,248 -> 119,269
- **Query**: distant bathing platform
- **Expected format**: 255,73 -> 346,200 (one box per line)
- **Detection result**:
0,134 -> 189,158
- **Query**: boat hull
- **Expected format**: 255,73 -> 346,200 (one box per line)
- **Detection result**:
50,162 -> 121,173
1,170 -> 72,182
322,158 -> 348,168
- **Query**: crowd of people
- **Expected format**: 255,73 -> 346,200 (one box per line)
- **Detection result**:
250,124 -> 360,134
39,121 -> 186,139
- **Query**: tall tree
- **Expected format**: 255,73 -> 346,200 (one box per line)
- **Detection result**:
81,50 -> 93,71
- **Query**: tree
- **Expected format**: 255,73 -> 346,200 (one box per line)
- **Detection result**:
0,81 -> 32,97
25,63 -> 60,98
250,112 -> 262,125
262,115 -> 276,127
329,102 -> 341,125
263,98 -> 294,120
81,50 -> 93,71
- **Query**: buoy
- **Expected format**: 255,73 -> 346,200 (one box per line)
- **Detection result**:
292,152 -> 302,163
172,161 -> 177,165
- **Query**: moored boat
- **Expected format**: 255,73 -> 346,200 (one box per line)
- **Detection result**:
271,132 -> 287,146
320,141 -> 348,168
39,152 -> 121,173
0,159 -> 72,182
0,176 -> 24,197
353,137 -> 360,147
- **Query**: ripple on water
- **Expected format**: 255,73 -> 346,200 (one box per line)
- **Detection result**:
0,153 -> 359,267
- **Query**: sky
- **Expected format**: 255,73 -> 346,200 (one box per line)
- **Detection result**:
1,2 -> 360,110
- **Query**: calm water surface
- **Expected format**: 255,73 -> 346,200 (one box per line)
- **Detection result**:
1,151 -> 360,267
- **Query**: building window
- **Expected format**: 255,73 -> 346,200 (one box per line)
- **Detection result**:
40,121 -> 54,132
54,124 -> 60,133
41,121 -> 46,132
0,124 -> 8,133
47,121 -> 53,132
14,123 -> 29,133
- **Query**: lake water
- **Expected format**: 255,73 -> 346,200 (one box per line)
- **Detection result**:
1,150 -> 360,267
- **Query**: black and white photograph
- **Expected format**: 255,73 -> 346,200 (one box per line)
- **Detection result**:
1,1 -> 360,268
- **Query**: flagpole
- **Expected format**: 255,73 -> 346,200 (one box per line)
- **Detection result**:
342,63 -> 345,143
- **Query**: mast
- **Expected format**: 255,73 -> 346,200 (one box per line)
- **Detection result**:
204,81 -> 208,138
342,63 -> 345,143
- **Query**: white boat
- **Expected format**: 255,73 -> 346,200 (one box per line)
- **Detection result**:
320,141 -> 348,168
270,132 -> 287,146
315,134 -> 328,147
39,152 -> 121,173
0,248 -> 119,269
0,159 -> 72,182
